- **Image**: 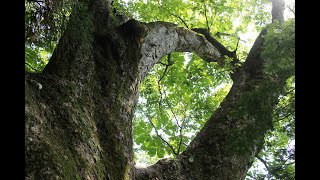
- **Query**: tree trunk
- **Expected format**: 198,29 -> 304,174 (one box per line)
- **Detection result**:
25,0 -> 290,179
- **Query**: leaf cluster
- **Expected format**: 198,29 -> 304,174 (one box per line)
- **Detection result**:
133,52 -> 232,163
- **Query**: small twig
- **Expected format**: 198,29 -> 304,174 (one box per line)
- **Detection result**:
25,62 -> 39,73
289,48 -> 295,58
234,37 -> 240,52
287,5 -> 295,15
158,66 -> 169,84
282,150 -> 295,166
215,32 -> 247,43
256,156 -> 271,173
158,54 -> 174,84
156,61 -> 168,66
246,173 -> 258,180
273,112 -> 294,123
203,4 -> 210,32
146,115 -> 178,155
171,13 -> 189,29
178,114 -> 189,153
157,0 -> 189,28
273,88 -> 295,108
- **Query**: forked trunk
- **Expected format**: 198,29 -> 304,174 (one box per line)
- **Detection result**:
25,0 -> 289,179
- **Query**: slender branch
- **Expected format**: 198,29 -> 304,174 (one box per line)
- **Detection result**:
215,32 -> 247,43
146,115 -> 178,155
246,173 -> 258,180
289,48 -> 295,58
163,96 -> 181,129
156,0 -> 189,28
158,54 -> 174,83
170,13 -> 189,29
234,37 -> 240,52
156,61 -> 168,66
282,151 -> 295,166
192,28 -> 237,62
158,83 -> 163,109
273,112 -> 294,123
25,62 -> 39,73
279,88 -> 295,99
287,5 -> 295,15
177,114 -> 186,154
161,87 -> 185,154
256,156 -> 271,173
215,32 -> 235,38
158,66 -> 169,83
177,126 -> 183,154
273,87 -> 295,107
203,4 -> 210,32
156,70 -> 184,155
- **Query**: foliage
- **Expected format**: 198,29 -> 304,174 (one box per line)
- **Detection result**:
25,0 -> 75,72
25,44 -> 52,72
262,19 -> 295,80
133,52 -> 232,160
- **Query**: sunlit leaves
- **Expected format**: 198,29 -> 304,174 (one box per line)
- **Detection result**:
126,0 -> 276,167
262,19 -> 295,79
133,52 -> 232,165
25,44 -> 53,72
25,0 -> 74,46
25,0 -> 75,72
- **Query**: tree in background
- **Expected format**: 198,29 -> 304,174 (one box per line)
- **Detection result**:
25,0 -> 294,179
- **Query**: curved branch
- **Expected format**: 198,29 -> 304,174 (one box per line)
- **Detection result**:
138,21 -> 222,81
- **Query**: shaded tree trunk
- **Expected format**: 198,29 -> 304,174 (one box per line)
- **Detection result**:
25,0 -> 290,179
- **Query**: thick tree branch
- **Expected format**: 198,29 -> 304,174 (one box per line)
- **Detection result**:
192,28 -> 238,62
270,0 -> 285,23
138,21 -> 222,81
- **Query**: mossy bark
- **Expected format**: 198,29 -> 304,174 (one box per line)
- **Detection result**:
26,0 -> 138,179
25,0 -> 291,179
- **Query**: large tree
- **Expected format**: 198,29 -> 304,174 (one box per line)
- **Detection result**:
25,0 -> 294,179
